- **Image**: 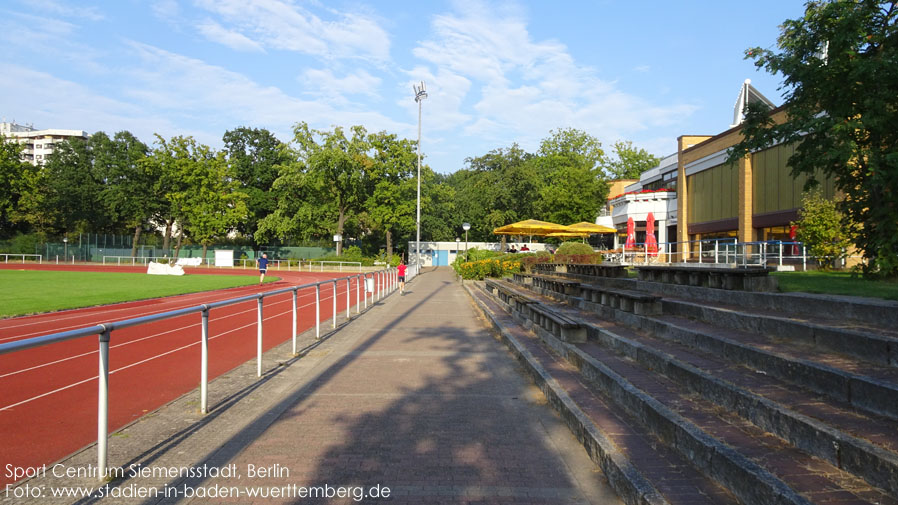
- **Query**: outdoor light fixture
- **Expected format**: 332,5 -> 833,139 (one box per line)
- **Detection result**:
462,222 -> 471,262
414,81 -> 427,273
63,236 -> 68,261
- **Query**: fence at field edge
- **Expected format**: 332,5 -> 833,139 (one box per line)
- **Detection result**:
1,254 -> 42,264
0,265 -> 419,480
100,256 -> 366,272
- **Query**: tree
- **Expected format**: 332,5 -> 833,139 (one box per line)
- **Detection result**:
146,135 -> 247,258
730,0 -> 898,277
792,190 -> 856,269
222,127 -> 289,247
535,129 -> 608,225
99,131 -> 152,257
290,122 -> 370,256
364,132 -> 416,261
41,135 -> 105,233
0,138 -> 38,236
602,140 -> 660,180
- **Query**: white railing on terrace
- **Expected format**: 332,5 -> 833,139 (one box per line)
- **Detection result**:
0,267 -> 400,479
605,239 -> 857,270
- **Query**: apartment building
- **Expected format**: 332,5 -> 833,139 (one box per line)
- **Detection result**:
0,121 -> 89,165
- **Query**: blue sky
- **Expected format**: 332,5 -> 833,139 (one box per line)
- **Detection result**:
0,0 -> 807,173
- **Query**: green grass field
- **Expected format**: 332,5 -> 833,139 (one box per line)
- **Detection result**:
0,270 -> 278,318
773,270 -> 898,301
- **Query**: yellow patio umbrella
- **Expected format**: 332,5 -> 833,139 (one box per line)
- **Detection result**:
546,231 -> 589,238
492,219 -> 569,236
565,221 -> 617,234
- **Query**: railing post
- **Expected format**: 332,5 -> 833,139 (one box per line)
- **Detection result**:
97,328 -> 111,479
356,275 -> 361,313
332,280 -> 337,329
315,284 -> 321,339
201,306 -> 209,414
714,241 -> 719,265
778,241 -> 783,267
802,244 -> 807,271
292,289 -> 298,355
364,274 -> 368,309
257,297 -> 263,377
698,240 -> 702,264
346,278 -> 350,319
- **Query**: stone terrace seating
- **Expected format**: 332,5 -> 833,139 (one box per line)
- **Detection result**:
484,278 -> 586,343
532,262 -> 627,279
471,267 -> 898,505
579,283 -> 661,316
519,273 -> 662,316
636,265 -> 777,292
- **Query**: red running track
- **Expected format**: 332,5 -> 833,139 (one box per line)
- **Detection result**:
0,264 -> 386,485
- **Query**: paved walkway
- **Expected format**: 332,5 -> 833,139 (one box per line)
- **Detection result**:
12,268 -> 621,504
185,267 -> 620,504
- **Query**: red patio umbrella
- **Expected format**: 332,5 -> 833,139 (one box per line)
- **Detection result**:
625,217 -> 636,249
646,212 -> 658,256
789,225 -> 799,255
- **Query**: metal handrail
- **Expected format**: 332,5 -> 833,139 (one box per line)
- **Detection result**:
0,267 -> 398,478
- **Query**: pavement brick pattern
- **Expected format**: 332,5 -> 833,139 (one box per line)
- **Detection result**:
174,268 -> 621,505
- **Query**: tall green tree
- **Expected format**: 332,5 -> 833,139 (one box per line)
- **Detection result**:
730,0 -> 898,277
146,135 -> 247,258
602,140 -> 660,180
0,138 -> 40,236
454,145 -> 540,245
364,132 -> 417,261
535,128 -> 608,225
222,127 -> 289,247
41,133 -> 116,233
99,131 -> 151,257
289,122 -> 371,256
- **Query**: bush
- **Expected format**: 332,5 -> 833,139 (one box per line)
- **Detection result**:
555,242 -> 594,255
518,251 -> 553,272
555,252 -> 603,264
457,257 -> 522,280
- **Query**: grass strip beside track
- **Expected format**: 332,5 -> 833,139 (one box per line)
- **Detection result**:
773,270 -> 898,301
0,270 -> 278,318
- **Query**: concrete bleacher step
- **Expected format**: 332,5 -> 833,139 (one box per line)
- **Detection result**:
468,285 -> 739,505
470,283 -> 896,505
661,298 -> 898,368
528,273 -> 898,421
474,276 -> 898,504
568,310 -> 898,500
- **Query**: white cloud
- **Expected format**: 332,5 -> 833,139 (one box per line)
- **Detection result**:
23,0 -> 105,21
193,0 -> 391,61
300,68 -> 382,102
151,0 -> 180,22
122,43 -> 407,144
411,0 -> 696,155
197,20 -> 265,52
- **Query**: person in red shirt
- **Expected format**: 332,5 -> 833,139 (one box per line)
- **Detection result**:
397,261 -> 407,294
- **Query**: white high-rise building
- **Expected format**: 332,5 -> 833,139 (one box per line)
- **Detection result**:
0,121 -> 89,165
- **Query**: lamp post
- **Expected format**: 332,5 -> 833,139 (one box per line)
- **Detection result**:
413,81 -> 427,275
63,236 -> 68,262
462,222 -> 471,262
455,237 -> 461,262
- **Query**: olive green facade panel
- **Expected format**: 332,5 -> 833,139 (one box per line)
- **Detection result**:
687,162 -> 738,224
751,142 -> 835,215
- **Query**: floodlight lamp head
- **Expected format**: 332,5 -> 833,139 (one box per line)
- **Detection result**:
414,80 -> 428,102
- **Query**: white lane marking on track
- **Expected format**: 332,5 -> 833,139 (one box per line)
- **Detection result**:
0,279 -> 351,342
0,287 -> 359,409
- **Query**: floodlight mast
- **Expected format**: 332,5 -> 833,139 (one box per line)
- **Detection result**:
413,81 -> 427,274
